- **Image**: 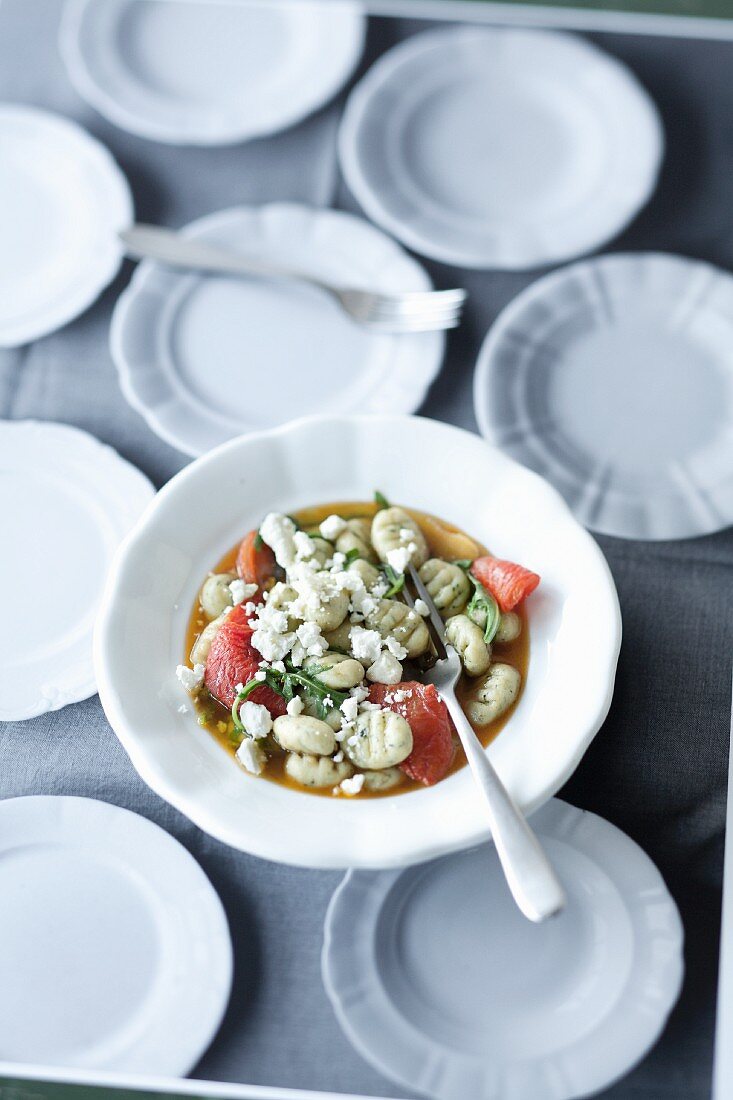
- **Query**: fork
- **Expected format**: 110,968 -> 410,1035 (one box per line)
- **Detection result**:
119,224 -> 466,334
406,564 -> 566,923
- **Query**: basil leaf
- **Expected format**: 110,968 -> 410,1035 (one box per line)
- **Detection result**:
374,490 -> 390,510
379,563 -> 405,597
466,574 -> 501,645
343,548 -> 360,565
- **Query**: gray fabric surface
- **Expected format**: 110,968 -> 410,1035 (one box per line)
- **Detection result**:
1,3 -> 732,1097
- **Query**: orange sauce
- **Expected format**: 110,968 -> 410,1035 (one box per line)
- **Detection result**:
185,502 -> 529,797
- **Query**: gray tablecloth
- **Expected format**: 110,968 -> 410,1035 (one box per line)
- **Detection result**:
1,3 -> 732,1097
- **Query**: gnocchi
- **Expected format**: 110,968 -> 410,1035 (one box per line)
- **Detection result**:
365,598 -> 431,658
183,496 -> 533,800
445,614 -> 492,677
273,714 -> 336,756
200,573 -> 237,620
371,506 -> 429,568
419,559 -> 470,617
343,709 -> 413,770
466,664 -> 522,726
285,753 -> 354,788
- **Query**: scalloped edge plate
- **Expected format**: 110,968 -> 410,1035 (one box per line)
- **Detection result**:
0,105 -> 132,346
0,796 -> 232,1073
474,251 -> 733,540
339,26 -> 663,270
323,798 -> 684,1100
60,0 -> 365,145
111,204 -> 445,457
94,415 -> 621,869
0,421 -> 154,721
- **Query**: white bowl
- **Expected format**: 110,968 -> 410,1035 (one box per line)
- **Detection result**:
94,416 -> 621,870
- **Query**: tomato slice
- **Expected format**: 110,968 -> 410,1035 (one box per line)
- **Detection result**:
470,556 -> 540,613
204,604 -> 286,714
236,529 -> 276,589
369,681 -> 455,786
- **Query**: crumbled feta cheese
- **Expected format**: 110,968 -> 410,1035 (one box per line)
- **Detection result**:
338,773 -> 365,796
259,512 -> 298,568
350,586 -> 379,618
244,601 -> 257,616
414,598 -> 430,617
239,701 -> 272,738
371,577 -> 389,598
296,620 -> 327,657
349,626 -> 382,666
386,546 -> 414,573
332,552 -> 346,567
236,738 -> 267,775
393,689 -> 408,703
366,651 -> 403,685
340,696 -> 358,724
320,514 -> 347,541
332,750 -> 344,763
294,531 -> 316,560
271,660 -> 286,674
400,527 -> 414,541
251,624 -> 295,663
384,635 -> 408,661
229,579 -> 257,606
349,684 -> 370,704
176,663 -> 205,695
286,696 -> 304,716
254,670 -> 267,682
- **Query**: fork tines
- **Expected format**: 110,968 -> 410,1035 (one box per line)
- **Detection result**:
405,564 -> 448,661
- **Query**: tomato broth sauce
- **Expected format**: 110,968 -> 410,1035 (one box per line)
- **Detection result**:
185,502 -> 529,797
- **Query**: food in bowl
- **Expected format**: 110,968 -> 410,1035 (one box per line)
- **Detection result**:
176,494 -> 539,798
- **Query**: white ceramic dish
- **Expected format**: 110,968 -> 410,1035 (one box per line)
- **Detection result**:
0,421 -> 154,722
323,798 -> 684,1100
111,204 -> 444,457
474,252 -> 733,540
0,104 -> 132,347
95,416 -> 620,870
60,0 -> 365,145
339,26 -> 663,270
0,796 -> 232,1074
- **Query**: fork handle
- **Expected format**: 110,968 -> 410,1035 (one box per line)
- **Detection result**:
441,693 -> 566,923
120,224 -> 337,293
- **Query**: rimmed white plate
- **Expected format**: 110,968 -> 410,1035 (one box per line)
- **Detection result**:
0,421 -> 154,721
339,27 -> 663,270
0,105 -> 132,347
94,415 -> 621,870
60,0 -> 365,146
111,204 -> 445,457
323,798 -> 684,1100
474,252 -> 733,541
0,796 -> 232,1074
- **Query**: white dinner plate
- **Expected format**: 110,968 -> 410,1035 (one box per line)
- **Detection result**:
60,0 -> 365,145
111,204 -> 445,457
94,415 -> 621,870
339,27 -> 663,270
323,798 -> 684,1100
0,421 -> 154,721
0,796 -> 232,1074
0,105 -> 132,347
474,252 -> 733,541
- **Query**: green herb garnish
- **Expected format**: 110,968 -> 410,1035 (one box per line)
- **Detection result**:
254,531 -> 264,551
343,547 -> 360,565
232,662 -> 348,732
379,563 -> 405,597
374,490 -> 390,510
466,574 -> 501,645
453,559 -> 473,570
